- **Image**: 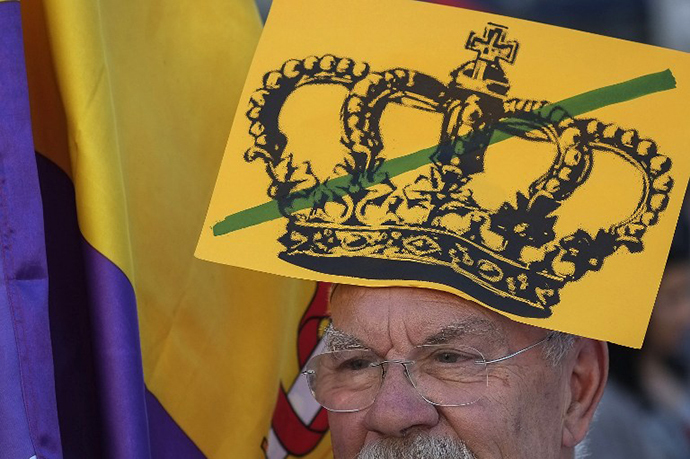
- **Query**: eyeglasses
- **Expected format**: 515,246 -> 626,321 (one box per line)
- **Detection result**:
301,336 -> 548,412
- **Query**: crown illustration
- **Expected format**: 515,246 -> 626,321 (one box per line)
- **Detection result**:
241,23 -> 674,318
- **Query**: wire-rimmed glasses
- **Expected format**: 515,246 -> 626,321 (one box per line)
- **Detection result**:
301,336 -> 548,412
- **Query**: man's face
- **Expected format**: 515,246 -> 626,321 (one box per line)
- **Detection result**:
326,286 -> 579,459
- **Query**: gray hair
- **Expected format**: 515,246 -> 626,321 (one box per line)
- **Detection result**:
574,437 -> 590,459
356,431 -> 477,459
543,330 -> 577,366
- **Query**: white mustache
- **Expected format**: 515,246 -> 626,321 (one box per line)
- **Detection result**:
356,431 -> 477,459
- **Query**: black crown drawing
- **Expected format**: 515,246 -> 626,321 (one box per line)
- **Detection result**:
242,23 -> 674,318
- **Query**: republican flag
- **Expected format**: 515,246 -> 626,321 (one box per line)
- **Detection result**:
19,0 -> 331,457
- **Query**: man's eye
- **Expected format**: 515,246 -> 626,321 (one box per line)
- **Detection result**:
338,358 -> 374,371
433,350 -> 472,364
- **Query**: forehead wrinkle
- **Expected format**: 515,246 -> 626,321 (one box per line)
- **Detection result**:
422,318 -> 506,346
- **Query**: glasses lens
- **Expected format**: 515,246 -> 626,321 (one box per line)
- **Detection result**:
408,344 -> 488,406
304,349 -> 382,412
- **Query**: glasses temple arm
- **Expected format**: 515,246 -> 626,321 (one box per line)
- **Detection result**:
483,336 -> 549,365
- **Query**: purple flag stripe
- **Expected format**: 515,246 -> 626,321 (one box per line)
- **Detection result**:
80,219 -> 150,458
146,390 -> 205,458
36,152 -> 149,458
0,3 -> 61,459
37,152 -> 206,458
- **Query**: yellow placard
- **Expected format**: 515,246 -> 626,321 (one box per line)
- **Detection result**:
197,0 -> 690,347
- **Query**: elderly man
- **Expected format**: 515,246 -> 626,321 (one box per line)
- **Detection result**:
303,285 -> 608,458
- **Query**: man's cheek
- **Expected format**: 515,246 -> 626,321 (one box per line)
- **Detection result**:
487,363 -> 532,388
447,388 -> 522,449
328,412 -> 367,458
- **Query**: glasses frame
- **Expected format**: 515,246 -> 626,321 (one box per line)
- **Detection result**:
302,335 -> 550,413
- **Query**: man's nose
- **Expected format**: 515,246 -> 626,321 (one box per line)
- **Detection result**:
363,363 -> 439,436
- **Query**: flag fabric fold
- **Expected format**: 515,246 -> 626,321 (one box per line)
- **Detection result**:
21,0 -> 326,457
0,2 -> 62,458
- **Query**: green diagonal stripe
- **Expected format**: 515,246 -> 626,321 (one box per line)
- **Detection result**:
212,69 -> 676,236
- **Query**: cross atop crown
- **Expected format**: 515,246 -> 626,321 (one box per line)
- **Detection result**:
465,23 -> 519,81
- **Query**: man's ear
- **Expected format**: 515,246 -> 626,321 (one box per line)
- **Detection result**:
562,339 -> 608,448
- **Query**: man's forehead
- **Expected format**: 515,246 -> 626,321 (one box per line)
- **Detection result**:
331,284 -> 499,315
330,283 -> 483,307
328,285 -> 522,346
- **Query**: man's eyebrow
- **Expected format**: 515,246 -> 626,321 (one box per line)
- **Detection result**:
323,324 -> 368,351
422,318 -> 505,346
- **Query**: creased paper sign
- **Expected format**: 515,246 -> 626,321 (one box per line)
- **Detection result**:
196,0 -> 690,347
